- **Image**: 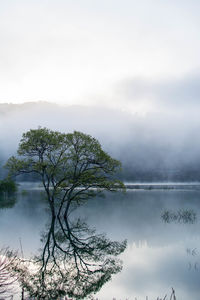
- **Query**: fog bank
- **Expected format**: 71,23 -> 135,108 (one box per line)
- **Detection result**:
1,101 -> 200,181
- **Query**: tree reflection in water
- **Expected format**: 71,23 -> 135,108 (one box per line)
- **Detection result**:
0,192 -> 17,299
0,194 -> 17,209
5,129 -> 127,298
12,197 -> 126,299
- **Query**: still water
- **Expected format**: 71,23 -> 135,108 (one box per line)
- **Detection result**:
1,185 -> 200,299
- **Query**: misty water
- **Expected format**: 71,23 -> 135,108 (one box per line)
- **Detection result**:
1,184 -> 200,299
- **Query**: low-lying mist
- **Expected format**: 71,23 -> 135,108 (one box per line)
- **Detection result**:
1,101 -> 200,181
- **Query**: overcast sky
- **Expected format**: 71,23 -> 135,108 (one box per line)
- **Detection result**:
1,0 -> 200,113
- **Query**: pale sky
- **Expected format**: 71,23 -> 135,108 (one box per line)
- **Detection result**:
1,0 -> 200,112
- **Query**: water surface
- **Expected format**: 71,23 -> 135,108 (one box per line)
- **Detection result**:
1,186 -> 200,299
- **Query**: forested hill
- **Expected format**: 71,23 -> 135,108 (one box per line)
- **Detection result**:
0,101 -> 200,182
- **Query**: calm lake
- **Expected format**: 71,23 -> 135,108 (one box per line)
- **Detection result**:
1,184 -> 200,299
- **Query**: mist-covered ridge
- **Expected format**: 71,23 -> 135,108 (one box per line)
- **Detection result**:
0,101 -> 200,182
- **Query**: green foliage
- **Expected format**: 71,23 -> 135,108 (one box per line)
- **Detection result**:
6,128 -> 125,199
0,196 -> 17,209
6,128 -> 126,299
0,178 -> 17,209
0,178 -> 17,196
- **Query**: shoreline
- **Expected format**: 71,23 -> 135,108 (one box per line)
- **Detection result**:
125,183 -> 200,190
16,181 -> 200,191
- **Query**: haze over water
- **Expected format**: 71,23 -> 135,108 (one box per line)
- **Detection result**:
1,186 -> 200,299
1,1 -> 200,299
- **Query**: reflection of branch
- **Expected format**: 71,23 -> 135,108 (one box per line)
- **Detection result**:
153,288 -> 176,300
0,248 -> 17,298
12,197 -> 126,299
170,287 -> 176,300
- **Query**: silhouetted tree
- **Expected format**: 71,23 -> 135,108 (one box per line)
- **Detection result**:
7,128 -> 126,299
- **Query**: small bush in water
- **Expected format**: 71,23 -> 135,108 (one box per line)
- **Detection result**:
0,178 -> 17,196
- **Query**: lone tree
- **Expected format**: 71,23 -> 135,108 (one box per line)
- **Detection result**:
6,127 -> 124,205
6,128 -> 126,299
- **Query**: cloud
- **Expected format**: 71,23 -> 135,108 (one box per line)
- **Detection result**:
116,73 -> 200,112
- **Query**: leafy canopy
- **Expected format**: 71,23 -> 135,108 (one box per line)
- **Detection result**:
6,128 -> 124,201
6,128 -> 126,299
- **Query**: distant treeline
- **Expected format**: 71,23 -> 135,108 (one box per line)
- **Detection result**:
8,167 -> 200,183
119,166 -> 200,182
1,101 -> 200,183
1,157 -> 200,183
